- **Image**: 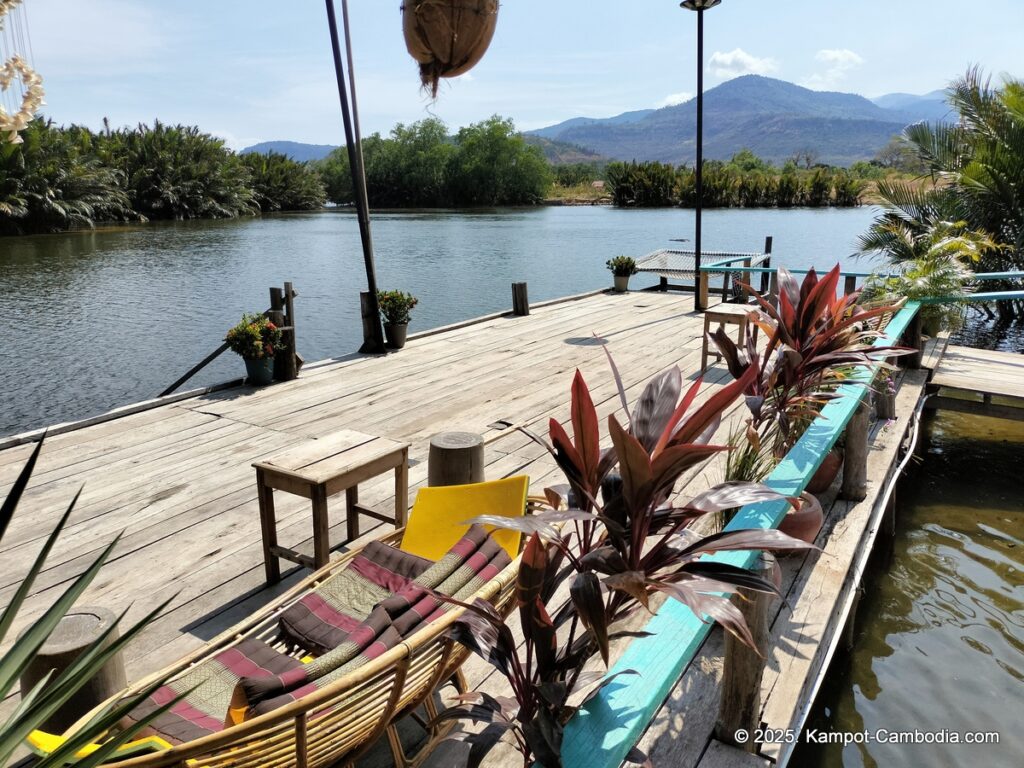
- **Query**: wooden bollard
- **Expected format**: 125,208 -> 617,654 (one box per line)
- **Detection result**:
840,400 -> 870,501
875,365 -> 897,421
19,607 -> 127,732
428,432 -> 485,487
282,281 -> 299,379
715,555 -> 773,753
844,274 -> 857,296
512,282 -> 530,316
697,269 -> 710,311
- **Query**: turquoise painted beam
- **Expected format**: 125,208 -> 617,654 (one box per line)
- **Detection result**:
559,302 -> 920,768
920,289 -> 1024,304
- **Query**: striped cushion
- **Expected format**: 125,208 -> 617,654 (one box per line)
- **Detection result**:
239,526 -> 511,716
123,638 -> 302,745
278,540 -> 432,655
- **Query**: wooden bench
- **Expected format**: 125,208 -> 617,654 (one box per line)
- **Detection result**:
253,429 -> 410,583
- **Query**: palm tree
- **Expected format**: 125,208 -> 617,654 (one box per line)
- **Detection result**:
241,151 -> 327,212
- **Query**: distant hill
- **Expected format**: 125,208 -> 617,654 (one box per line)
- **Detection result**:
528,76 -> 948,166
523,135 -> 608,165
240,141 -> 337,162
871,89 -> 953,123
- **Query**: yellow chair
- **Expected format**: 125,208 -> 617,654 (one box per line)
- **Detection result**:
399,476 -> 529,561
26,730 -> 174,762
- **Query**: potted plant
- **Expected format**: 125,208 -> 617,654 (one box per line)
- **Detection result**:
377,290 -> 419,349
606,255 -> 638,292
225,313 -> 283,386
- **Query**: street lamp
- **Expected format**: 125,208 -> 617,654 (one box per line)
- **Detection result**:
681,0 -> 721,311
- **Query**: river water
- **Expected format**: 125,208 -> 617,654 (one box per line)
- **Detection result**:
1,206 -> 877,436
798,410 -> 1024,767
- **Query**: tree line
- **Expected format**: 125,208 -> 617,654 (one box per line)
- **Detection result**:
0,119 -> 326,235
315,116 -> 551,207
603,150 -> 868,208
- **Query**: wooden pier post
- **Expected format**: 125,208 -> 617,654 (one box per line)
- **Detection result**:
875,365 -> 897,421
768,270 -> 779,308
512,282 -> 530,316
359,291 -> 384,354
698,269 -> 711,312
759,236 -> 773,295
844,274 -> 857,296
900,313 -> 923,369
282,281 -> 300,379
840,400 -> 870,501
428,432 -> 485,486
268,287 -> 290,381
715,555 -> 772,753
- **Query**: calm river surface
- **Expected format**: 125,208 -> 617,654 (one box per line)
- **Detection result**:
799,411 -> 1024,768
1,206 -> 877,436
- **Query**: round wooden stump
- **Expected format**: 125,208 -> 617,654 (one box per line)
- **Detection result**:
20,606 -> 127,733
428,432 -> 485,487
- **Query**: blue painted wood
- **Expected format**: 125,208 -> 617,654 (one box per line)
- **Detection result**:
559,302 -> 920,768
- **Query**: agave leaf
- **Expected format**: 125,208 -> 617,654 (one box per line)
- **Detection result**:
0,436 -> 44,542
570,571 -> 609,666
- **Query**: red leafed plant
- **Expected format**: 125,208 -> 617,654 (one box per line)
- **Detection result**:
434,353 -> 813,768
711,264 -> 909,456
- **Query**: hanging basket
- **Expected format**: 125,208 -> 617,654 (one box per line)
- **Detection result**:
401,0 -> 499,97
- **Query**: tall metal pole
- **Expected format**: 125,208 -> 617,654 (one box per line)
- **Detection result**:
694,8 -> 705,311
325,0 -> 385,354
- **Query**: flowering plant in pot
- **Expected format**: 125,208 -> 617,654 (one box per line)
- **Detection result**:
377,290 -> 419,349
434,355 -> 814,766
606,255 -> 638,293
224,313 -> 283,386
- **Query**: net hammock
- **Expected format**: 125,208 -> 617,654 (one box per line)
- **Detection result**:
0,0 -> 43,144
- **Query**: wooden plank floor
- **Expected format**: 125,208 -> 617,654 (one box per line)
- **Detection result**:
1,291 -> 739,706
929,344 -> 1024,420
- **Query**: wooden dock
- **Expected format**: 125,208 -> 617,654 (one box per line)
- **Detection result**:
928,344 -> 1024,420
2,291 -> 1015,767
0,291 -> 730,714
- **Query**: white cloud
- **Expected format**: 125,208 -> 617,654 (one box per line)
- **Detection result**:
802,48 -> 864,89
657,91 -> 693,108
708,48 -> 778,80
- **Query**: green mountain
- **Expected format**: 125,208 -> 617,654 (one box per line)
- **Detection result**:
240,140 -> 337,162
528,76 -> 946,166
522,135 -> 608,164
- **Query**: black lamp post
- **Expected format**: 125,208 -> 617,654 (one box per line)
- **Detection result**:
681,0 -> 721,311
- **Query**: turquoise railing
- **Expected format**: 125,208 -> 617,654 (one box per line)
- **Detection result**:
560,300 -> 922,768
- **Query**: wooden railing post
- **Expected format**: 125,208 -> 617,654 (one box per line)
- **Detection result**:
512,282 -> 530,316
899,313 -> 923,369
697,269 -> 710,311
715,555 -> 772,753
760,235 -> 773,296
844,274 -> 857,296
840,399 -> 870,500
875,364 -> 897,420
768,270 -> 779,308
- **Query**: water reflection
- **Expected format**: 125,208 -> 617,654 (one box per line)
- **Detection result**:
1,207 -> 878,435
799,411 -> 1024,768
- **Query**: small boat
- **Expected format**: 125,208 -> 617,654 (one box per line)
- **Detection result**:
29,476 -> 531,768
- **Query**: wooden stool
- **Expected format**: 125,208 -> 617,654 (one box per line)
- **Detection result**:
19,606 -> 127,733
253,429 -> 410,583
702,304 -> 757,372
428,431 -> 484,487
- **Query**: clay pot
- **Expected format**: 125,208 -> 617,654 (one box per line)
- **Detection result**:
805,447 -> 843,495
402,0 -> 499,96
778,491 -> 824,545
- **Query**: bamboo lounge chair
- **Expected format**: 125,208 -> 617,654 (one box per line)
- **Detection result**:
28,476 -> 531,768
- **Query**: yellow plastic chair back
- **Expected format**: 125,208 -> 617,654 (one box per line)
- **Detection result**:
399,476 -> 529,561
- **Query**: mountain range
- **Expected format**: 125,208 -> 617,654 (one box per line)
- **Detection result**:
240,76 -> 950,167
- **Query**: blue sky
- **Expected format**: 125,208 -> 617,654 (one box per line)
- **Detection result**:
22,0 -> 1024,149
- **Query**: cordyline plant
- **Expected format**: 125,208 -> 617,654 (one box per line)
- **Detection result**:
711,264 -> 909,459
0,437 -> 177,767
434,356 -> 814,768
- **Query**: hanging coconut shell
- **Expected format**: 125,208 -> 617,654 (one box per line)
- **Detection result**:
401,0 -> 499,97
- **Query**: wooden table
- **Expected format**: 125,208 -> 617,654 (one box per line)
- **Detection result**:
701,304 -> 758,372
253,429 -> 410,583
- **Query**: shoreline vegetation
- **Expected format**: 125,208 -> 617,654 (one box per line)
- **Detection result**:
2,114 -> 917,237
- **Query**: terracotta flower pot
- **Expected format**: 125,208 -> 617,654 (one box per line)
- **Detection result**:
613,275 -> 630,293
384,322 -> 409,349
805,447 -> 843,495
778,491 -> 824,545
